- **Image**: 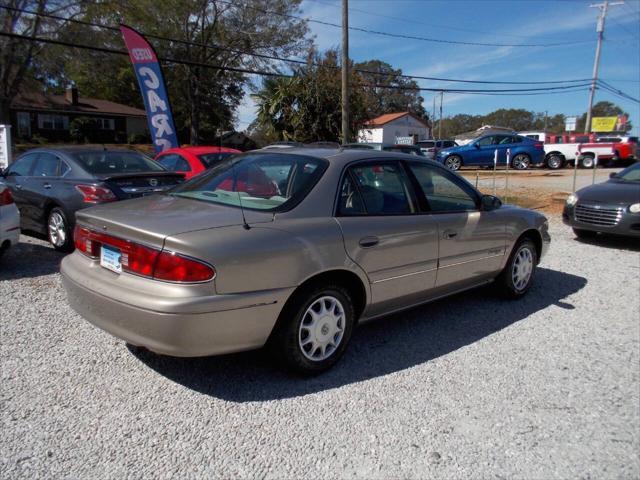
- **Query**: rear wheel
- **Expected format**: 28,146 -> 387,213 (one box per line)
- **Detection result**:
496,238 -> 537,298
444,155 -> 462,171
512,153 -> 531,170
546,154 -> 564,170
580,154 -> 595,169
47,207 -> 73,252
270,284 -> 355,374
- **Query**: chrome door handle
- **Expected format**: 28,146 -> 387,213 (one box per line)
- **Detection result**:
43,183 -> 52,189
443,230 -> 457,239
359,236 -> 379,248
15,184 -> 22,190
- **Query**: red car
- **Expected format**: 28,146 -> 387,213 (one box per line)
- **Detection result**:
155,146 -> 241,179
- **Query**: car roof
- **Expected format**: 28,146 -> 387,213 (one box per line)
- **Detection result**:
163,146 -> 241,154
21,146 -> 146,155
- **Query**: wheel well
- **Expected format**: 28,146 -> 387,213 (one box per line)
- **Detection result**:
545,151 -> 564,158
283,270 -> 367,321
517,229 -> 543,264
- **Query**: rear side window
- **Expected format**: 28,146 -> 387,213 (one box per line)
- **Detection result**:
158,154 -> 191,172
337,174 -> 366,215
511,136 -> 523,143
32,153 -> 60,177
346,162 -> 414,215
198,152 -> 236,168
6,154 -> 37,176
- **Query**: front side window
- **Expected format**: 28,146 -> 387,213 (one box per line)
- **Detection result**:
71,151 -> 165,174
32,153 -> 60,177
6,154 -> 37,176
169,153 -> 327,211
345,162 -> 414,215
409,163 -> 478,212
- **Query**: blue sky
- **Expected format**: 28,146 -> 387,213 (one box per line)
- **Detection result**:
235,0 -> 640,135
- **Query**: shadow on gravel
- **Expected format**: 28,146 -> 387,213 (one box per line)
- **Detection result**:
130,267 -> 587,402
0,239 -> 65,280
573,233 -> 640,252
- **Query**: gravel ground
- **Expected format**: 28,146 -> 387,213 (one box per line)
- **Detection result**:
1,220 -> 639,479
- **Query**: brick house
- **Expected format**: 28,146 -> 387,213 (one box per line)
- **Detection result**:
10,87 -> 147,143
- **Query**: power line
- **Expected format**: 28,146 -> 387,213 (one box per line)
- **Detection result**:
1,4 -> 596,86
597,79 -> 640,103
217,0 -> 596,48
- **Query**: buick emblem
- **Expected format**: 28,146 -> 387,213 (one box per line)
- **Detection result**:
149,178 -> 158,187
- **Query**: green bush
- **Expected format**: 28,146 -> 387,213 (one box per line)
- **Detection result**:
69,117 -> 98,143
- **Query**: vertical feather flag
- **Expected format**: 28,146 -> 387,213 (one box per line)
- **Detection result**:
120,25 -> 179,153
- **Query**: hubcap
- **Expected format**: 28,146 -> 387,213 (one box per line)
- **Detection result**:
582,156 -> 594,168
513,155 -> 529,170
548,156 -> 561,169
48,212 -> 66,247
512,246 -> 534,291
446,156 -> 461,170
298,296 -> 345,362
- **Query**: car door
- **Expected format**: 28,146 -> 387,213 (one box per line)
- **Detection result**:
469,135 -> 496,166
335,160 -> 439,317
2,153 -> 38,230
406,162 -> 506,289
28,153 -> 69,230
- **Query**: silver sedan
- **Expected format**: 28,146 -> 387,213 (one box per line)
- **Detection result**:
61,148 -> 550,374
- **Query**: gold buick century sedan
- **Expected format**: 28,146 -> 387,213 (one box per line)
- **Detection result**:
61,147 -> 550,374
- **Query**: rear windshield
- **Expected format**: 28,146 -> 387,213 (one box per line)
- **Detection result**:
197,152 -> 237,168
71,151 -> 164,174
169,152 -> 327,211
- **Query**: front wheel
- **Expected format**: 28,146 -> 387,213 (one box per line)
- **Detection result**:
512,153 -> 531,170
444,155 -> 462,171
48,207 -> 73,252
270,285 -> 355,374
496,238 -> 537,299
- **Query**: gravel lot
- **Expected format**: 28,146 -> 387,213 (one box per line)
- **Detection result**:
1,219 -> 638,479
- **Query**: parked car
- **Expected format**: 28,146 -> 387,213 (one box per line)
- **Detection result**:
1,148 -> 184,251
416,139 -> 458,160
596,135 -> 638,164
61,148 -> 550,374
437,134 -> 545,170
342,143 -> 425,156
543,141 -> 615,169
0,184 -> 20,258
563,162 -> 640,238
156,146 -> 241,180
517,131 -> 549,143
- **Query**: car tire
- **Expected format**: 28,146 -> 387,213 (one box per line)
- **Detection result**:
444,155 -> 462,171
47,207 -> 73,252
496,238 -> 537,299
580,154 -> 595,169
512,153 -> 531,170
546,154 -> 564,170
573,228 -> 596,239
270,284 -> 355,375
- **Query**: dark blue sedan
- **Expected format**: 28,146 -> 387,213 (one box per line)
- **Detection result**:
436,134 -> 545,171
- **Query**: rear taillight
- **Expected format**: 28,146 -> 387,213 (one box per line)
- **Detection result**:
75,185 -> 117,203
73,226 -> 215,282
0,189 -> 14,206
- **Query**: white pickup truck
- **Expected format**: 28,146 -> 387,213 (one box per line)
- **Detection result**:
519,131 -> 615,169
543,142 -> 614,169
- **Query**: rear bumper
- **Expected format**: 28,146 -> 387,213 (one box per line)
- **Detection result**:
0,205 -> 20,248
61,252 -> 293,357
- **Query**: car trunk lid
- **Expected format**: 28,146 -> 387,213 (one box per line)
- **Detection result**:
97,172 -> 185,199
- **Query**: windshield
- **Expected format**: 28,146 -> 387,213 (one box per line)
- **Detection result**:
71,151 -> 165,174
613,163 -> 640,182
197,152 -> 237,168
169,152 -> 327,211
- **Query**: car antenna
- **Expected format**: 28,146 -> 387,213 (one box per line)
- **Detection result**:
231,158 -> 251,230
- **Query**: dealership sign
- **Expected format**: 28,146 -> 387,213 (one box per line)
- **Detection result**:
120,25 -> 179,153
591,116 -> 618,132
565,116 -> 577,132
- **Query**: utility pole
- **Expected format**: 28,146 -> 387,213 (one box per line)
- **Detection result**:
341,0 -> 349,144
543,110 -> 548,131
584,0 -> 624,134
432,96 -> 437,139
438,91 -> 443,140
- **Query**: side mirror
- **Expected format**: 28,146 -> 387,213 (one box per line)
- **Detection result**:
481,194 -> 502,211
474,143 -> 480,149
609,172 -> 617,179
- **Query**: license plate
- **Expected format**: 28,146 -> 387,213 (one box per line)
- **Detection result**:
100,245 -> 122,274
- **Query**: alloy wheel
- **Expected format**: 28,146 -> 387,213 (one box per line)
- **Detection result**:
445,156 -> 461,171
512,246 -> 533,291
298,296 -> 346,362
512,154 -> 530,170
48,211 -> 66,247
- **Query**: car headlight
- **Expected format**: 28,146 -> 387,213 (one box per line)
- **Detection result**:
630,203 -> 640,213
566,193 -> 578,206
